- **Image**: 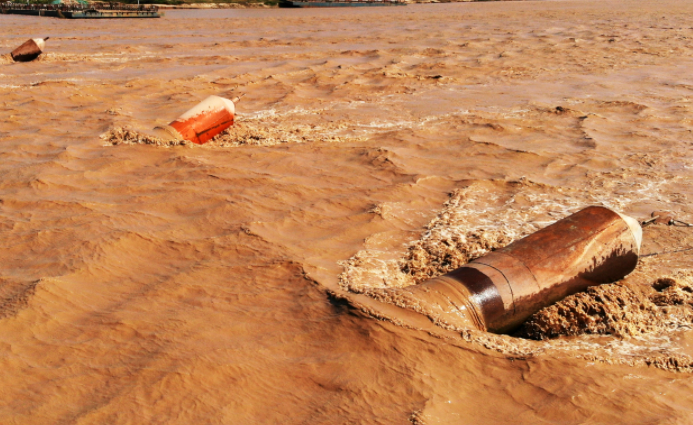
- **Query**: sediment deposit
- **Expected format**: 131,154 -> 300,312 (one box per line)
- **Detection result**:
3,1 -> 693,423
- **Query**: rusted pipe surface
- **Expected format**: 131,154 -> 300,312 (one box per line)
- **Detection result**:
11,37 -> 48,62
400,206 -> 642,333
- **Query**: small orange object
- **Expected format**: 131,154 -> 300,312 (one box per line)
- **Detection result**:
162,95 -> 239,145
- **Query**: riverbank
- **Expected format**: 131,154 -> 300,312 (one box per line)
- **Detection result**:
154,2 -> 270,8
153,0 -> 472,8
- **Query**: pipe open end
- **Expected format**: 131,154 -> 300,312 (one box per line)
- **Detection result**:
614,211 -> 643,252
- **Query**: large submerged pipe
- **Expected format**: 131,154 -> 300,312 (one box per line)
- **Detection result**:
398,206 -> 642,333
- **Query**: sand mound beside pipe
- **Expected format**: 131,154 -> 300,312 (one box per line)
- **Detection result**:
517,271 -> 693,340
207,122 -> 349,147
401,227 -> 513,286
101,121 -> 356,148
100,126 -> 187,147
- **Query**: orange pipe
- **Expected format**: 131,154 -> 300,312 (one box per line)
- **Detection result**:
162,95 -> 238,145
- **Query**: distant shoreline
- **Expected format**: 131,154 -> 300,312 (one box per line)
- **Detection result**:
154,3 -> 271,9
153,0 -> 480,9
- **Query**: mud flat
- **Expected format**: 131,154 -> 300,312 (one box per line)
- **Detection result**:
3,1 -> 693,423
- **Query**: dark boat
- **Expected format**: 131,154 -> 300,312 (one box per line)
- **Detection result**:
279,0 -> 405,7
1,1 -> 163,18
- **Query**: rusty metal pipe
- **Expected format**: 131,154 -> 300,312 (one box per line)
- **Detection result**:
399,206 -> 642,333
157,95 -> 239,145
11,37 -> 48,62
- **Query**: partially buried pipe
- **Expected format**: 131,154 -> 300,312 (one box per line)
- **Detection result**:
397,206 -> 642,333
156,95 -> 241,145
11,37 -> 49,62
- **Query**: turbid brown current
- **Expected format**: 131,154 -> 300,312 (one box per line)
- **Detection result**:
3,1 -> 693,423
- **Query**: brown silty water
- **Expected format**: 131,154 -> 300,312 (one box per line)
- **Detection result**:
3,1 -> 693,423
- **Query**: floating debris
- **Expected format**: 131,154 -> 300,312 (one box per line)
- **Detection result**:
642,211 -> 693,227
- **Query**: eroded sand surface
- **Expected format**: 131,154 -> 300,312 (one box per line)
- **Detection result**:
3,1 -> 693,423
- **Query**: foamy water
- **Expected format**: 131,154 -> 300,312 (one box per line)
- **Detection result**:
3,1 -> 693,423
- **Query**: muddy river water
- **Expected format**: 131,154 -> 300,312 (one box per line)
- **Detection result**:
3,0 -> 693,423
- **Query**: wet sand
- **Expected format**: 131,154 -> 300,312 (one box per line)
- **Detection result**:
3,1 -> 693,423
